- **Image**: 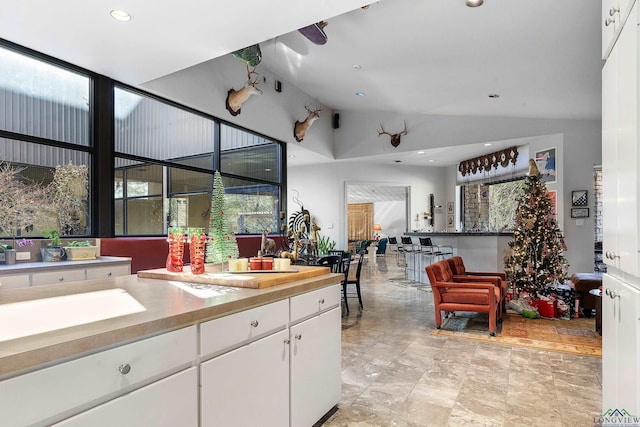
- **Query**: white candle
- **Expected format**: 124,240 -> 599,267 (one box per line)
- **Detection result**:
279,258 -> 291,271
237,258 -> 248,271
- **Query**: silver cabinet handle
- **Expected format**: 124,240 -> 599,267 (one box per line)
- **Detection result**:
295,334 -> 302,341
107,272 -> 112,277
250,320 -> 259,327
119,363 -> 131,375
319,298 -> 325,304
609,7 -> 620,16
605,288 -> 611,297
605,17 -> 616,26
284,338 -> 290,344
58,277 -> 64,282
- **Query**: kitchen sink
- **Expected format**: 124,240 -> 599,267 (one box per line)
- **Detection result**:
0,289 -> 146,342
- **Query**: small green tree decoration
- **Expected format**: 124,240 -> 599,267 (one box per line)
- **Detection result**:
504,167 -> 569,298
206,171 -> 239,264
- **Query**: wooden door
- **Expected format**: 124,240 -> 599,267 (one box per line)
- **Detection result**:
348,203 -> 373,241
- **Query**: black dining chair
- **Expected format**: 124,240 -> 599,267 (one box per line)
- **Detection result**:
344,249 -> 365,314
317,255 -> 342,273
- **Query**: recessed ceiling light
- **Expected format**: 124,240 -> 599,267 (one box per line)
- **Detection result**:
110,10 -> 132,21
288,155 -> 296,158
483,143 -> 492,146
355,92 -> 365,97
428,159 -> 435,163
488,93 -> 500,98
353,64 -> 362,70
417,151 -> 425,155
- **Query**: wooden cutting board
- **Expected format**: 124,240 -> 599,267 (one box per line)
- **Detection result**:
137,265 -> 331,289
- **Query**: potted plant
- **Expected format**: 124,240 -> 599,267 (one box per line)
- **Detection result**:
64,240 -> 98,261
41,229 -> 65,262
0,243 -> 16,265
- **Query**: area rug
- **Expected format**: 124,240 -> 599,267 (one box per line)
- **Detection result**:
430,312 -> 601,358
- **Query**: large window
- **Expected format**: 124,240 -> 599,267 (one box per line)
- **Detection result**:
113,87 -> 284,236
1,41 -> 285,239
0,43 -> 92,240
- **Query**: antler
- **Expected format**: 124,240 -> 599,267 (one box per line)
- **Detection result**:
399,120 -> 408,136
377,123 -> 392,137
304,104 -> 323,115
246,65 -> 260,85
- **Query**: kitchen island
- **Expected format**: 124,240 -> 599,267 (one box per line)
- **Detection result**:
403,232 -> 511,282
0,266 -> 343,426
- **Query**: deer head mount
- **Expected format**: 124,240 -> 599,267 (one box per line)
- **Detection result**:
225,65 -> 263,116
293,104 -> 323,142
377,121 -> 408,147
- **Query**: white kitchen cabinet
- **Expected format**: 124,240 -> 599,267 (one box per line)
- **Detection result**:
602,1 -> 640,276
0,274 -> 30,289
199,284 -> 342,427
0,326 -> 196,426
290,306 -> 341,427
201,329 -> 290,427
602,0 -> 635,59
54,367 -> 198,427
602,274 -> 640,414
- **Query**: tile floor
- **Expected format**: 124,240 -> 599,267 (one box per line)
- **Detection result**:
322,255 -> 602,427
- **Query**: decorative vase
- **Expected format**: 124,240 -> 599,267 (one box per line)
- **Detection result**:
41,247 -> 65,262
188,228 -> 206,274
166,227 -> 185,272
3,249 -> 17,265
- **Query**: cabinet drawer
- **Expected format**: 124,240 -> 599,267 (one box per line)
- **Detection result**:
86,264 -> 131,280
200,299 -> 288,357
290,284 -> 341,323
0,274 -> 30,290
0,326 -> 196,426
54,368 -> 198,427
32,269 -> 86,286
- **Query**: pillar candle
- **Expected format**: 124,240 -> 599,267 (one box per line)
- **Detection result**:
237,258 -> 248,271
279,258 -> 291,271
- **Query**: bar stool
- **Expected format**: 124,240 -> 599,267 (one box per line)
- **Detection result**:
400,236 -> 419,281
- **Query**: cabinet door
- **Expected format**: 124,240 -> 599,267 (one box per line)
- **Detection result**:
290,307 -> 341,427
602,274 -> 640,415
53,368 -> 198,427
614,1 -> 639,276
201,329 -> 289,427
602,39 -> 618,270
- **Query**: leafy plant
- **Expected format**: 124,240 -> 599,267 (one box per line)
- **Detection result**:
48,161 -> 89,235
66,240 -> 92,247
43,230 -> 62,247
316,233 -> 336,255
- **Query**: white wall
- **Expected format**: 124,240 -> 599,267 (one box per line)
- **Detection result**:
288,163 -> 448,250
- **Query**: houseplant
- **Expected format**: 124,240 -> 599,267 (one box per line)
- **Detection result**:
41,229 -> 65,262
64,240 -> 98,261
0,243 -> 17,265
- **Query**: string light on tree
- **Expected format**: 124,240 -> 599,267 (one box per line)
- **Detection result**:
504,160 -> 569,297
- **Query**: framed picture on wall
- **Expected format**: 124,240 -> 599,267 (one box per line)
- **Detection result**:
572,190 -> 588,206
534,147 -> 557,183
447,202 -> 454,214
571,207 -> 589,218
447,215 -> 454,228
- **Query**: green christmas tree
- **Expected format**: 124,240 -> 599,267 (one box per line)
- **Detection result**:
504,171 -> 569,297
206,171 -> 239,264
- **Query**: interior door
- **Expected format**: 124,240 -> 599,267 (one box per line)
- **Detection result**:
348,203 -> 373,241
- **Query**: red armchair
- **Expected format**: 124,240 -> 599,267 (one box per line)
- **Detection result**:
447,256 -> 507,313
425,260 -> 503,336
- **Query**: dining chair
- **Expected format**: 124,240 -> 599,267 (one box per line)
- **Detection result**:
316,255 -> 342,273
344,249 -> 365,314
